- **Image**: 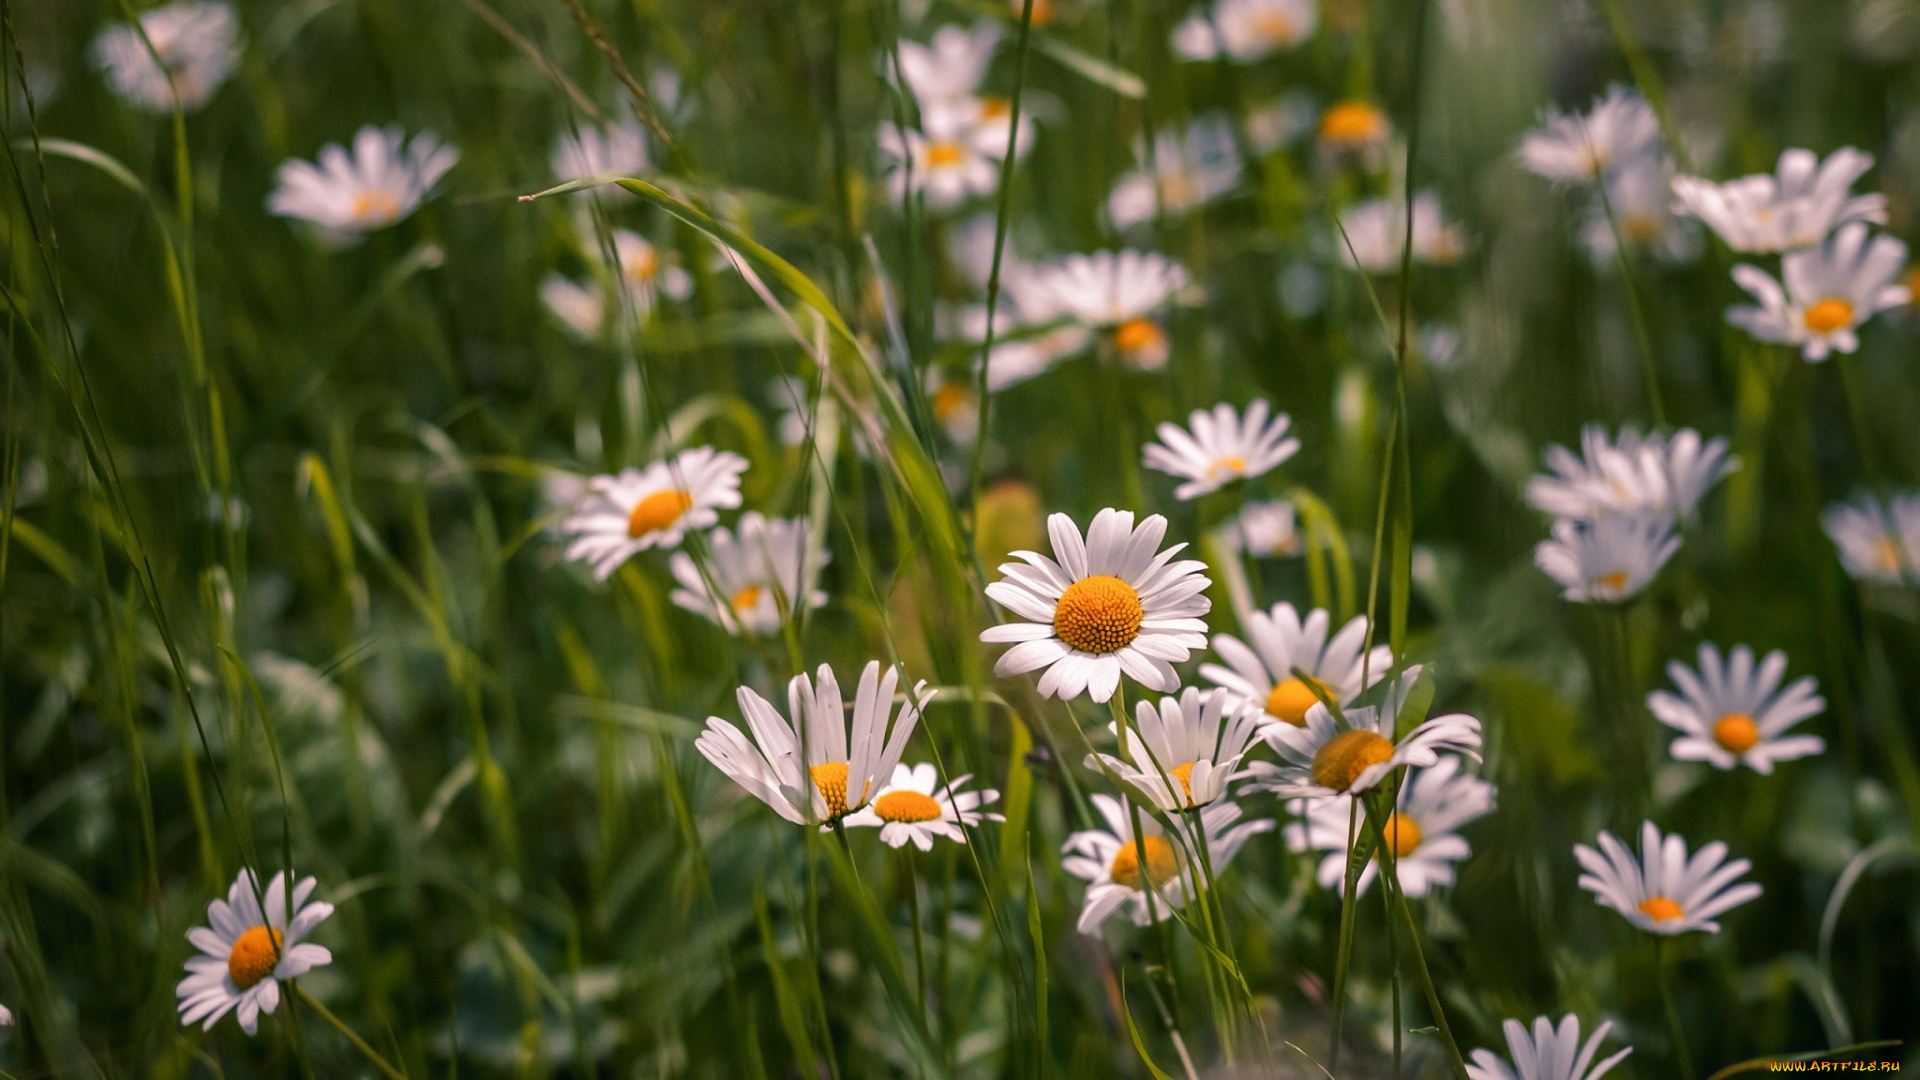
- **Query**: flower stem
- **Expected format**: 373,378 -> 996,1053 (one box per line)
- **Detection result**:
294,984 -> 408,1080
1365,794 -> 1470,1080
1658,936 -> 1695,1080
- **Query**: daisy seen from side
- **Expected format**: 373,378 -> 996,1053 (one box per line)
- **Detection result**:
1286,754 -> 1495,896
268,125 -> 459,241
1089,686 -> 1265,811
553,116 -> 649,186
1108,116 -> 1243,230
1062,793 -> 1272,936
1031,250 -> 1191,370
843,762 -> 1002,850
1336,192 -> 1466,272
1672,147 -> 1888,254
1247,668 -> 1483,799
1171,0 -> 1318,62
91,1 -> 240,113
1525,425 -> 1738,523
177,870 -> 334,1035
1200,603 -> 1392,727
1534,512 -> 1680,603
1575,821 -> 1761,935
668,512 -> 828,636
1822,490 -> 1920,586
1516,84 -> 1661,184
1142,400 -> 1300,501
561,447 -> 749,579
1465,1015 -> 1633,1080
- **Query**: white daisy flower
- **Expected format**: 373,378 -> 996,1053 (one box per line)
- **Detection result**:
695,661 -> 929,826
1171,0 -> 1318,61
539,275 -> 604,341
1822,490 -> 1920,586
1526,425 -> 1738,523
1108,116 -> 1242,229
925,369 -> 981,445
1223,498 -> 1300,558
1337,192 -> 1465,272
268,125 -> 459,241
1031,250 -> 1190,371
878,116 -> 1001,210
1517,84 -> 1661,184
176,870 -> 334,1035
1574,821 -> 1761,935
1062,794 -> 1273,936
1534,512 -> 1679,603
1672,147 -> 1888,254
1143,400 -> 1300,501
1648,642 -> 1824,774
91,1 -> 240,113
897,23 -> 1000,110
953,291 -> 1097,390
1089,686 -> 1265,810
1579,152 -> 1701,265
668,512 -> 828,636
541,230 -> 692,338
1247,668 -> 1482,798
1726,222 -> 1911,361
553,116 -> 649,184
561,447 -> 749,579
1200,603 -> 1391,727
1286,755 -> 1494,896
0,1002 -> 10,1031
1465,1015 -> 1633,1080
843,762 -> 1002,850
980,508 -> 1212,704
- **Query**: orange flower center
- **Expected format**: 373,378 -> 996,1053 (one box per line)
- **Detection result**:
979,95 -> 1011,121
349,190 -> 402,226
624,244 -> 660,283
1638,896 -> 1684,922
626,489 -> 694,538
730,585 -> 763,611
1589,570 -> 1630,596
932,380 -> 970,421
810,762 -> 854,818
1208,455 -> 1247,478
1803,298 -> 1855,335
1872,535 -> 1902,575
1265,676 -> 1329,726
1310,730 -> 1394,793
1052,574 -> 1145,654
1112,318 -> 1165,353
1024,0 -> 1055,26
1712,713 -> 1760,754
926,141 -> 966,168
873,789 -> 944,823
1110,835 -> 1179,891
1623,213 -> 1661,242
227,925 -> 283,991
1253,11 -> 1294,41
1320,101 -> 1387,147
1380,812 -> 1423,858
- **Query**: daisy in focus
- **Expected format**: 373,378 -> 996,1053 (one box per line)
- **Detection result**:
1143,400 -> 1299,500
1822,490 -> 1920,586
1648,643 -> 1824,774
668,512 -> 828,636
1672,147 -> 1888,254
91,1 -> 240,113
843,762 -> 1002,850
268,125 -> 459,241
1525,425 -> 1738,523
1170,0 -> 1318,64
1108,116 -> 1243,230
1201,603 -> 1392,727
177,870 -> 334,1035
1534,512 -> 1679,603
695,661 -> 929,826
561,447 -> 749,579
1031,250 -> 1191,370
553,116 -> 650,185
1247,668 -> 1482,798
1061,794 -> 1272,936
1465,1014 -> 1633,1080
1287,755 -> 1494,896
1089,686 -> 1265,810
980,508 -> 1211,703
1516,84 -> 1661,184
1726,222 -> 1910,361
1575,821 -> 1761,935
1336,192 -> 1465,272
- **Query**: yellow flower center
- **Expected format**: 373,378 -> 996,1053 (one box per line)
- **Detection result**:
227,925 -> 283,991
1803,298 -> 1855,335
1110,835 -> 1179,891
1253,11 -> 1294,42
1265,676 -> 1329,726
979,95 -> 1011,121
349,190 -> 401,226
1319,101 -> 1387,147
1623,213 -> 1661,242
626,489 -> 694,538
1025,0 -> 1055,26
1112,317 -> 1164,354
927,141 -> 966,168
1590,570 -> 1630,596
730,585 -> 762,611
1380,812 -> 1423,858
932,380 -> 970,421
1873,535 -> 1902,575
810,762 -> 854,818
1638,896 -> 1684,922
1310,729 -> 1395,793
1712,713 -> 1760,754
1052,574 -> 1145,654
873,789 -> 944,823
1166,761 -> 1197,805
1208,455 -> 1247,478
1159,169 -> 1195,206
625,244 -> 660,283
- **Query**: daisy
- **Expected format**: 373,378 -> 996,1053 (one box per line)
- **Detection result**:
1822,490 -> 1920,586
1170,0 -> 1318,62
878,116 -> 1001,210
1575,821 -> 1761,935
1200,603 -> 1392,727
842,762 -> 1003,850
897,23 -> 1000,111
1579,152 -> 1701,266
1317,100 -> 1391,160
1224,498 -> 1300,557
0,1003 -> 9,1030
553,116 -> 649,185
1247,668 -> 1482,798
1031,250 -> 1190,370
668,512 -> 828,636
1516,84 -> 1661,184
1062,794 -> 1273,936
1336,192 -> 1465,272
176,870 -> 334,1035
953,292 -> 1096,390
91,1 -> 240,113
1247,91 -> 1320,154
1465,1015 -> 1633,1080
1090,686 -> 1265,810
925,369 -> 980,445
1726,222 -> 1910,361
695,661 -> 929,826
980,508 -> 1211,704
1534,512 -> 1679,603
1672,147 -> 1888,254
1648,643 -> 1824,774
1286,755 -> 1495,896
561,447 -> 749,579
268,125 -> 459,241
1526,425 -> 1737,523
1108,116 -> 1243,229
1143,400 -> 1300,500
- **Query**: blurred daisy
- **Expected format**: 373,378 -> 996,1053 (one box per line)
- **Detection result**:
897,23 -> 1000,111
1287,755 -> 1494,896
1727,223 -> 1910,361
553,116 -> 649,185
1526,425 -> 1737,523
1143,400 -> 1300,500
561,447 -> 748,578
1580,153 -> 1701,265
1648,642 -> 1824,774
540,231 -> 691,339
91,1 -> 240,113
177,870 -> 334,1035
1032,250 -> 1190,370
1575,821 -> 1761,935
954,291 -> 1097,390
843,762 -> 1002,850
1336,192 -> 1465,272
1224,498 -> 1300,557
1090,686 -> 1265,810
540,275 -> 604,340
268,125 -> 458,241
696,661 -> 929,826
980,508 -> 1211,703
0,1003 -> 9,1031
1517,84 -> 1661,184
1672,147 -> 1888,254
925,370 -> 980,444
1465,1015 -> 1633,1080
878,116 -> 1001,210
1534,512 -> 1679,603
1822,490 -> 1920,585
1108,116 -> 1242,229
1201,603 -> 1391,727
1247,668 -> 1482,798
1062,794 -> 1272,935
1247,91 -> 1320,154
1171,0 -> 1318,63
1317,100 -> 1391,160
668,512 -> 828,636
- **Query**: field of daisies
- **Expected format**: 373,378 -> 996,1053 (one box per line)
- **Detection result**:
5,0 -> 1920,1075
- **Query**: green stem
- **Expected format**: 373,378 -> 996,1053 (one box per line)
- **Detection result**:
1327,798 -> 1364,1072
1364,797 -> 1471,1080
1590,149 -> 1667,428
294,984 -> 408,1080
1658,937 -> 1694,1080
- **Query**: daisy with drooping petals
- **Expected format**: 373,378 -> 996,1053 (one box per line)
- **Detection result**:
176,870 -> 334,1035
843,762 -> 1002,850
1726,223 -> 1911,361
1534,512 -> 1679,603
1575,821 -> 1761,935
695,661 -> 929,826
1526,426 -> 1738,524
1465,1014 -> 1633,1080
668,512 -> 828,636
1822,490 -> 1920,586
1287,755 -> 1494,896
1648,643 -> 1824,774
1672,147 -> 1887,254
1171,0 -> 1317,62
561,447 -> 749,579
1247,668 -> 1482,798
268,126 -> 459,241
1143,400 -> 1300,500
553,116 -> 649,188
1201,603 -> 1392,727
92,1 -> 240,114
1062,794 -> 1272,936
1108,116 -> 1243,230
1090,686 -> 1265,810
980,509 -> 1211,704
1336,192 -> 1465,272
1516,84 -> 1661,184
1030,250 -> 1190,371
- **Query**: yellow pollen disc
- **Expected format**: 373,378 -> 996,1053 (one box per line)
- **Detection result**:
1380,812 -> 1423,858
730,585 -> 762,611
1110,835 -> 1179,891
625,246 -> 659,283
933,380 -> 970,421
1310,730 -> 1394,793
926,141 -> 966,168
979,95 -> 1011,120
227,925 -> 283,991
349,190 -> 401,225
810,762 -> 852,818
1159,170 -> 1194,205
1254,12 -> 1293,40
1623,213 -> 1660,242
1319,101 -> 1386,147
1027,0 -> 1055,26
1112,318 -> 1164,353
1803,297 -> 1855,335
1208,455 -> 1247,478
626,489 -> 694,538
1052,574 -> 1145,654
1265,676 -> 1329,726
1638,896 -> 1684,922
1713,713 -> 1760,754
1590,570 -> 1630,595
873,789 -> 943,823
1166,762 -> 1197,805
1905,267 -> 1920,305
1872,535 -> 1902,574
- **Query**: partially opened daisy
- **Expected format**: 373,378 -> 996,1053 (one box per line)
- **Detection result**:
1336,192 -> 1465,272
1287,755 -> 1494,896
1089,686 -> 1264,810
1465,1014 -> 1633,1080
1648,643 -> 1824,774
1247,668 -> 1482,798
980,509 -> 1211,703
553,116 -> 649,186
1575,821 -> 1761,935
1062,794 -> 1272,936
561,447 -> 749,579
1031,250 -> 1191,371
91,1 -> 240,113
1534,512 -> 1679,603
1143,400 -> 1300,500
843,762 -> 1002,850
1526,425 -> 1738,523
1516,84 -> 1661,184
268,125 -> 458,241
1200,603 -> 1392,727
1822,490 -> 1920,586
1108,116 -> 1242,229
1672,147 -> 1887,254
177,870 -> 334,1035
1726,222 -> 1910,361
695,661 -> 930,826
668,512 -> 828,636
